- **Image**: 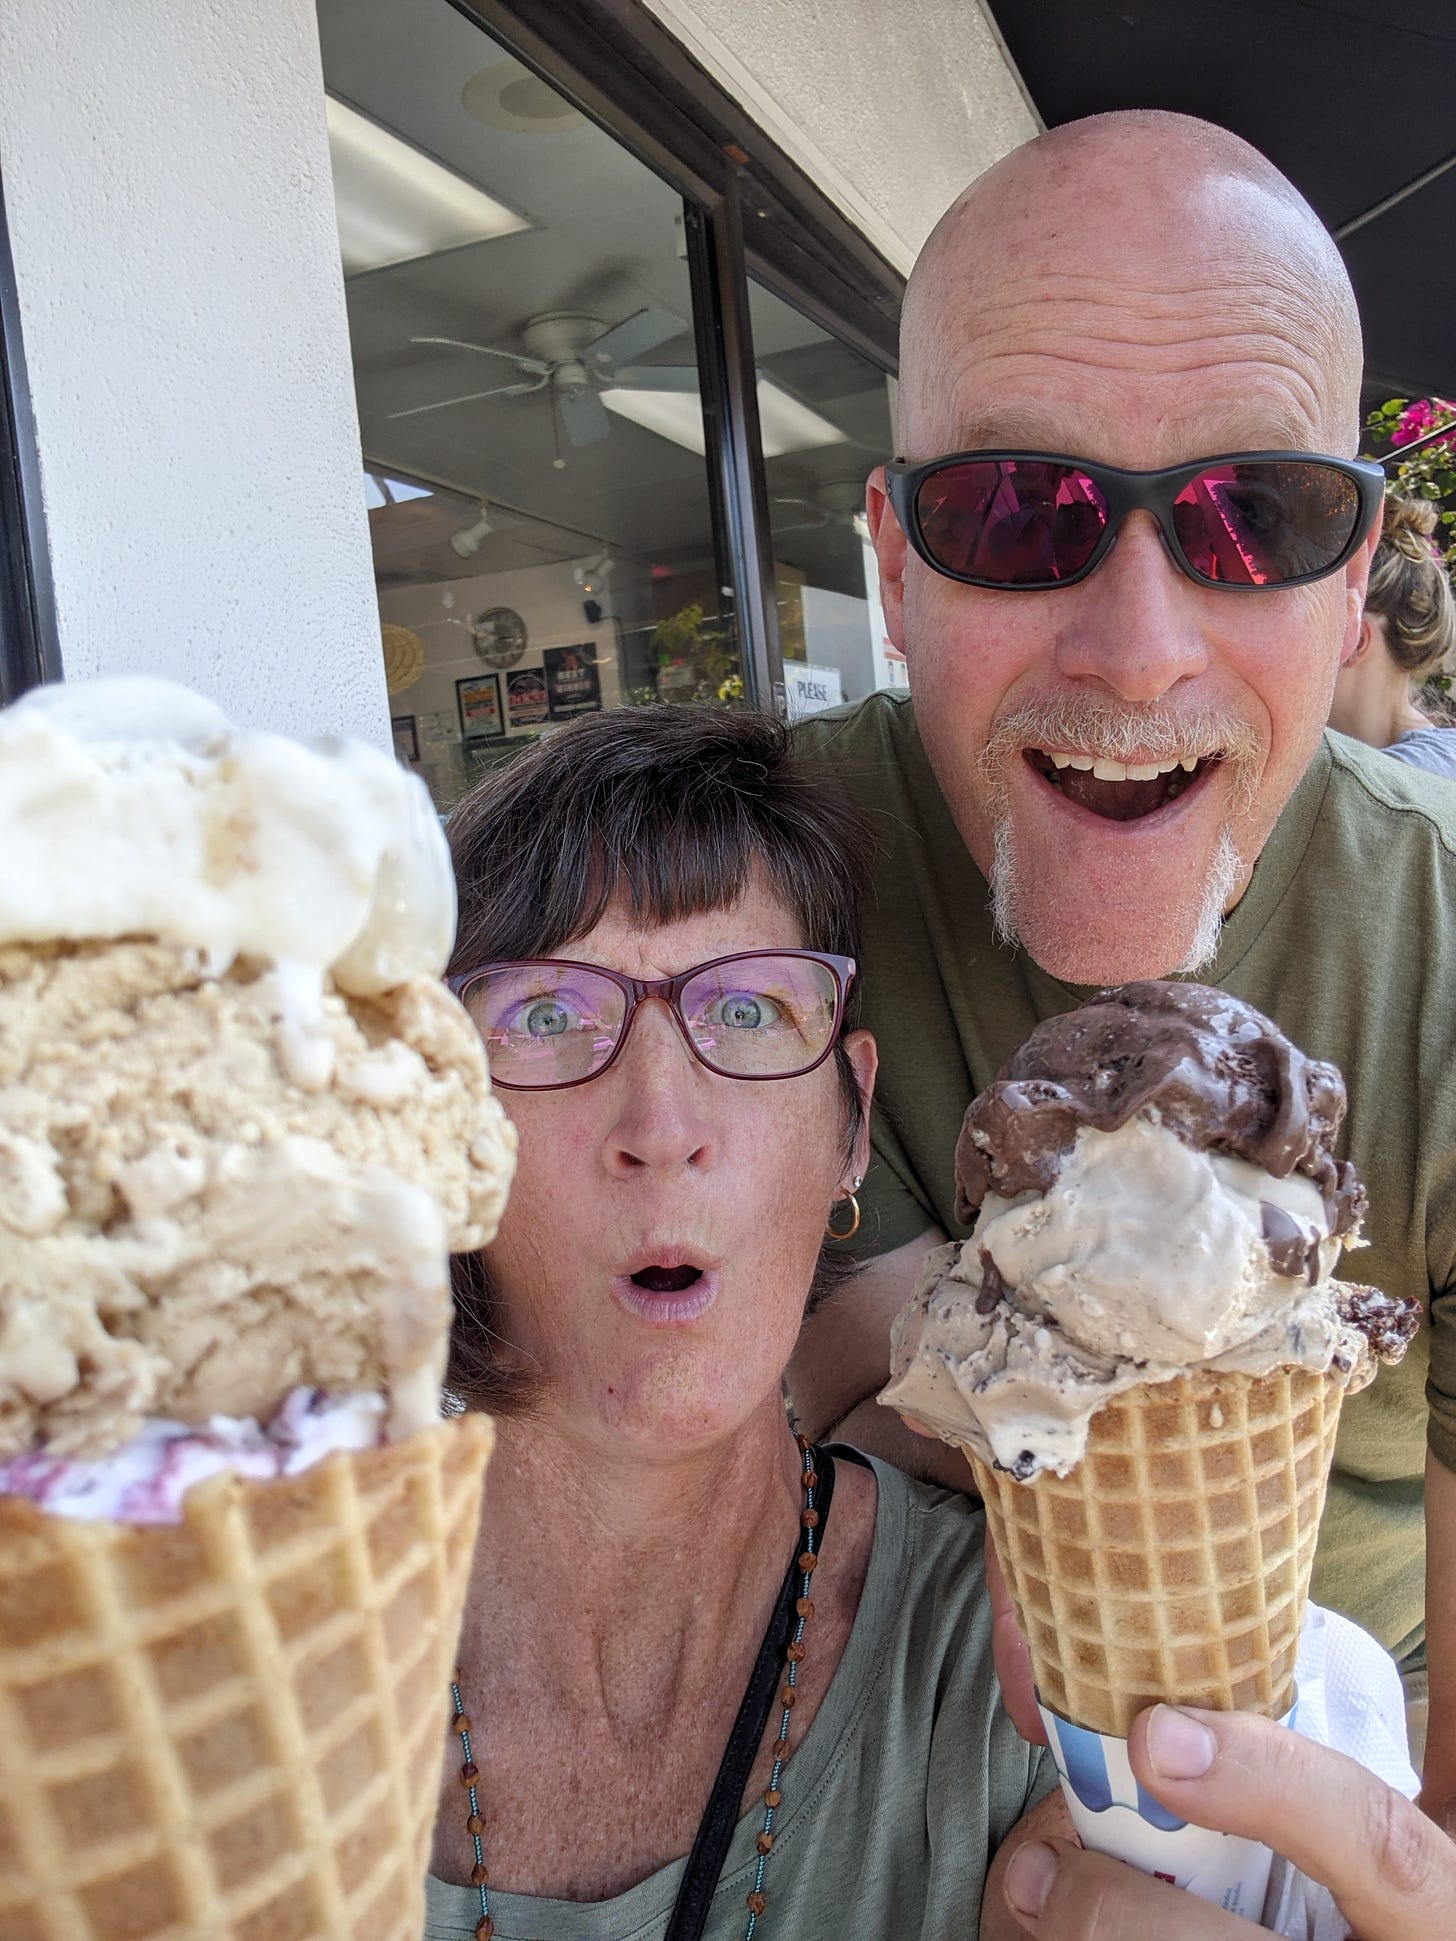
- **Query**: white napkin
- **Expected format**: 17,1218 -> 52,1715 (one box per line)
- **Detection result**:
1261,1602 -> 1421,1938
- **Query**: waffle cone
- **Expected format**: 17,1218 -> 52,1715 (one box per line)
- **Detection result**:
969,1366 -> 1344,1738
0,1411 -> 493,1941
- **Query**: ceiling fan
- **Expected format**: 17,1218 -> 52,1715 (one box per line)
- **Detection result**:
388,308 -> 697,451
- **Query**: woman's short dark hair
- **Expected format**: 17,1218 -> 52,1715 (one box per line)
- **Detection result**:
447,704 -> 875,1414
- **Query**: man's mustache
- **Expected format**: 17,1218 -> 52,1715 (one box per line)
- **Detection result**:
979,696 -> 1262,811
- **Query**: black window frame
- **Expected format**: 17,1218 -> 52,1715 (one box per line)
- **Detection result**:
447,0 -> 903,715
0,161 -> 60,705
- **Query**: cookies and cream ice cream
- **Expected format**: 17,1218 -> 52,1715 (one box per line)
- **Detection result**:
0,676 -> 515,1476
881,981 -> 1418,1480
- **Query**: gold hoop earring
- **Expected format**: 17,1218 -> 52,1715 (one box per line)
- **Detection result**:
825,1192 -> 861,1242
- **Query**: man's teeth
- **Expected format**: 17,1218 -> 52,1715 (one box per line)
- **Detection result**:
1045,752 -> 1201,782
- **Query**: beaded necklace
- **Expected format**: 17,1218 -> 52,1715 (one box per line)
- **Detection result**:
448,1437 -> 823,1941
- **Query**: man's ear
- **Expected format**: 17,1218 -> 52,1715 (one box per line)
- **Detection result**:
1343,612 -> 1377,669
866,467 -> 908,652
1339,500 -> 1383,667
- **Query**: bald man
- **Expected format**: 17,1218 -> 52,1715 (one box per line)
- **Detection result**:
790,111 -> 1456,1829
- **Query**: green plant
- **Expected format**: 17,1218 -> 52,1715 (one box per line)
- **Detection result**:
651,601 -> 747,709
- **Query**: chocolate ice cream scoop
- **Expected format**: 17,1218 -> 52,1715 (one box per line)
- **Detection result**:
954,980 -> 1365,1238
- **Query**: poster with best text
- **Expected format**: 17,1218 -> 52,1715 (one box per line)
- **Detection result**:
543,643 -> 603,719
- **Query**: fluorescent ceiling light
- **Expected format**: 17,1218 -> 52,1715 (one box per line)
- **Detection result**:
755,383 -> 850,457
600,380 -> 846,458
326,96 -> 529,276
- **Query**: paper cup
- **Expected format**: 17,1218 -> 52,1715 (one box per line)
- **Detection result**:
1038,1700 -> 1297,1921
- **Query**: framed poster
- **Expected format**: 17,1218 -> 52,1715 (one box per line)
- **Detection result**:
505,666 -> 550,729
390,714 -> 419,763
544,642 -> 603,719
456,672 -> 503,741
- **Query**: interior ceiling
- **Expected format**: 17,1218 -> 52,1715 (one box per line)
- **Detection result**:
987,0 -> 1456,408
316,0 -> 892,595
366,489 -> 601,589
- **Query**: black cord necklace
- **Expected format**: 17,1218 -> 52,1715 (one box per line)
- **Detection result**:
448,1437 -> 836,1941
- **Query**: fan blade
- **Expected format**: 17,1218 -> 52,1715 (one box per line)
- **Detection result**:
771,497 -> 830,525
387,375 -> 548,420
610,364 -> 701,393
559,384 -> 612,446
585,308 -> 685,371
409,335 -> 550,375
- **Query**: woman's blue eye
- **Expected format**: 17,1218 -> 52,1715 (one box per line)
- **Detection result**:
522,998 -> 572,1038
713,990 -> 781,1030
494,993 -> 584,1039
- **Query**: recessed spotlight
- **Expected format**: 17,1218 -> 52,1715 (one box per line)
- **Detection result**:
461,62 -> 586,134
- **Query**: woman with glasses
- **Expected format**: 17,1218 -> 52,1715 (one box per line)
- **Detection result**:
426,704 -> 1057,1941
1328,491 -> 1456,777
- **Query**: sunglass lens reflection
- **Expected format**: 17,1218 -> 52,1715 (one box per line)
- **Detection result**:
1173,462 -> 1362,585
468,967 -> 623,1086
915,460 -> 1109,585
679,956 -> 840,1077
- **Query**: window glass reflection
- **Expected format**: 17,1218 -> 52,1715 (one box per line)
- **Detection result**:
749,280 -> 901,719
318,0 -> 741,806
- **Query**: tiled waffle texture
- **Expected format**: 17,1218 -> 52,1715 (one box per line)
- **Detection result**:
971,1367 -> 1343,1737
0,1413 -> 493,1941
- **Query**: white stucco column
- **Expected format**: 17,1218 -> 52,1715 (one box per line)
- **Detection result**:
0,0 -> 388,744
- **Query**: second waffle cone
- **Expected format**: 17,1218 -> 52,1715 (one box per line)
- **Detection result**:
970,1365 -> 1344,1738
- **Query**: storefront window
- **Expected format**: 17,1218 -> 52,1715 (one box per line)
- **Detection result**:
750,280 -> 902,719
318,0 -> 742,807
318,0 -> 901,797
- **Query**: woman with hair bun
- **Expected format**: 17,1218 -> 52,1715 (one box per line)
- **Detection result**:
1329,490 -> 1456,776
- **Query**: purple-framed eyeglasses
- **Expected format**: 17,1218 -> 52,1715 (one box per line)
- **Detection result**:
447,950 -> 856,1090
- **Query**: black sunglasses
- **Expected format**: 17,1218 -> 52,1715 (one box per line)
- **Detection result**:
883,450 -> 1386,592
448,950 -> 857,1090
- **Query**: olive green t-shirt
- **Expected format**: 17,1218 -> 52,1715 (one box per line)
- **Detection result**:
799,694 -> 1456,1665
425,1457 -> 1053,1941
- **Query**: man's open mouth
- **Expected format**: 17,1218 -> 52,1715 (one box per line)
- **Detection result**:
1024,748 -> 1215,823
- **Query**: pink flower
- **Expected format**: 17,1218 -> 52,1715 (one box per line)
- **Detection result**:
1396,401 -> 1435,443
1393,398 -> 1456,454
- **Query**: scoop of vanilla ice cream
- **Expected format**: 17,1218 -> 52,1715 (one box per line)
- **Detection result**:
0,676 -> 453,995
976,1114 -> 1339,1365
